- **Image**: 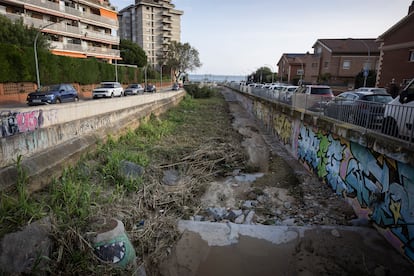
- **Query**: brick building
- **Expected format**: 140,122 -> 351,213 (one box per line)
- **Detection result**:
376,1 -> 414,89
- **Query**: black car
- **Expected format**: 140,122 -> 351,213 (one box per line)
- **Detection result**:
27,84 -> 79,105
144,84 -> 157,93
325,91 -> 393,128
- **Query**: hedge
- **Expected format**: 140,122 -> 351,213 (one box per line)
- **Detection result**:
0,43 -> 141,85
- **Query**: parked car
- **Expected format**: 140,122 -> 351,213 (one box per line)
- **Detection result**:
356,87 -> 388,94
381,78 -> 414,138
124,84 -> 144,95
172,83 -> 180,91
279,85 -> 299,103
295,85 -> 334,111
27,84 -> 79,105
92,82 -> 124,99
325,91 -> 393,128
144,84 -> 157,93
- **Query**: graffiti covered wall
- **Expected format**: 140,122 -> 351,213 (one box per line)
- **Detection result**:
0,110 -> 43,138
296,124 -> 414,261
240,91 -> 414,263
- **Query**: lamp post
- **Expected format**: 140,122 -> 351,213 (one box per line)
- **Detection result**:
34,21 -> 58,90
115,49 -> 126,83
359,39 -> 371,87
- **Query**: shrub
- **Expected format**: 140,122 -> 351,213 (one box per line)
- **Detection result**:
183,84 -> 217,98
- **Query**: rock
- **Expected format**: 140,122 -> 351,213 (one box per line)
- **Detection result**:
226,209 -> 243,221
331,229 -> 341,238
244,211 -> 255,224
206,207 -> 227,221
0,217 -> 52,274
275,209 -> 283,216
193,215 -> 204,221
234,214 -> 245,224
118,160 -> 144,180
257,195 -> 267,203
282,218 -> 296,226
283,201 -> 292,209
242,200 -> 258,209
162,169 -> 180,186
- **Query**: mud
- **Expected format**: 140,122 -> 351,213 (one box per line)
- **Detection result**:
159,88 -> 414,276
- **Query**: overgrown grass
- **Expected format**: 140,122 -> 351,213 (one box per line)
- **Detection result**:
0,92 -> 246,275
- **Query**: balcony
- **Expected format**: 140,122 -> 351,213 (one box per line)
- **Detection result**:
162,24 -> 172,31
80,12 -> 117,27
24,0 -> 117,27
50,41 -> 84,53
24,17 -> 81,36
2,12 -> 23,23
83,30 -> 119,43
50,42 -> 120,58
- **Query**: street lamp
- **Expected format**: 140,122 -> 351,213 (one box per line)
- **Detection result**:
34,21 -> 58,90
115,49 -> 126,83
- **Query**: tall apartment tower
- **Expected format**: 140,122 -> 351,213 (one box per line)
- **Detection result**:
118,0 -> 183,68
0,0 -> 120,63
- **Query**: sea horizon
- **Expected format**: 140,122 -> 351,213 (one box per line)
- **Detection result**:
188,74 -> 246,82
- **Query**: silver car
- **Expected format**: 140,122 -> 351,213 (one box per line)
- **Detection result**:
124,84 -> 144,95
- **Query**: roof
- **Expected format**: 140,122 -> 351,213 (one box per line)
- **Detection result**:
313,39 -> 380,54
377,9 -> 414,41
277,53 -> 307,66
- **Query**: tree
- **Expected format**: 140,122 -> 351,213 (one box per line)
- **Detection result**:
252,67 -> 273,83
119,39 -> 147,67
0,15 -> 48,48
161,41 -> 201,82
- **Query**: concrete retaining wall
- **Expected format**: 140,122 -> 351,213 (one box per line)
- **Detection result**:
230,88 -> 414,264
0,91 -> 185,192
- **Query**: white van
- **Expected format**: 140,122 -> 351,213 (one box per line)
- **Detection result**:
381,78 -> 414,139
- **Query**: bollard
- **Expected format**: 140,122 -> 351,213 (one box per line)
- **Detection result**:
92,218 -> 136,268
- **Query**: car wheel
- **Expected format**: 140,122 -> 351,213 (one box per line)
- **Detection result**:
381,117 -> 399,137
74,96 -> 79,102
111,93 -> 114,98
56,98 -> 61,104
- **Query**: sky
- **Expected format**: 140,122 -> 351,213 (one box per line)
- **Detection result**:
110,0 -> 411,76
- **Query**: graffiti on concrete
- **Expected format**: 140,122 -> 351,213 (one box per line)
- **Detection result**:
0,110 -> 43,137
297,123 -> 414,261
273,114 -> 292,145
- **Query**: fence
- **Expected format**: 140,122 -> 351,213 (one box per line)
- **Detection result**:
229,83 -> 414,146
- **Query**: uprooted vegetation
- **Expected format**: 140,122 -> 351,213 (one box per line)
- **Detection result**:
0,91 -> 249,275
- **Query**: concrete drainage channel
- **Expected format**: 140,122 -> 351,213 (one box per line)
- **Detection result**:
159,89 -> 414,276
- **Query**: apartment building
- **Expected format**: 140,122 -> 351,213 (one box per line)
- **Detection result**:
0,0 -> 120,63
118,0 -> 183,68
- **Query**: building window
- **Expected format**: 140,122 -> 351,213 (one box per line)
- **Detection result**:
324,62 -> 329,69
343,60 -> 351,70
316,47 -> 322,54
410,50 -> 414,62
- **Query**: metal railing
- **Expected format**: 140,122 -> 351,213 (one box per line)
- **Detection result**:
228,83 -> 414,145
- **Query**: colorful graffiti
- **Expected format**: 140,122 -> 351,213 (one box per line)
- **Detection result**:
297,123 -> 414,261
0,110 -> 43,137
273,114 -> 292,145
